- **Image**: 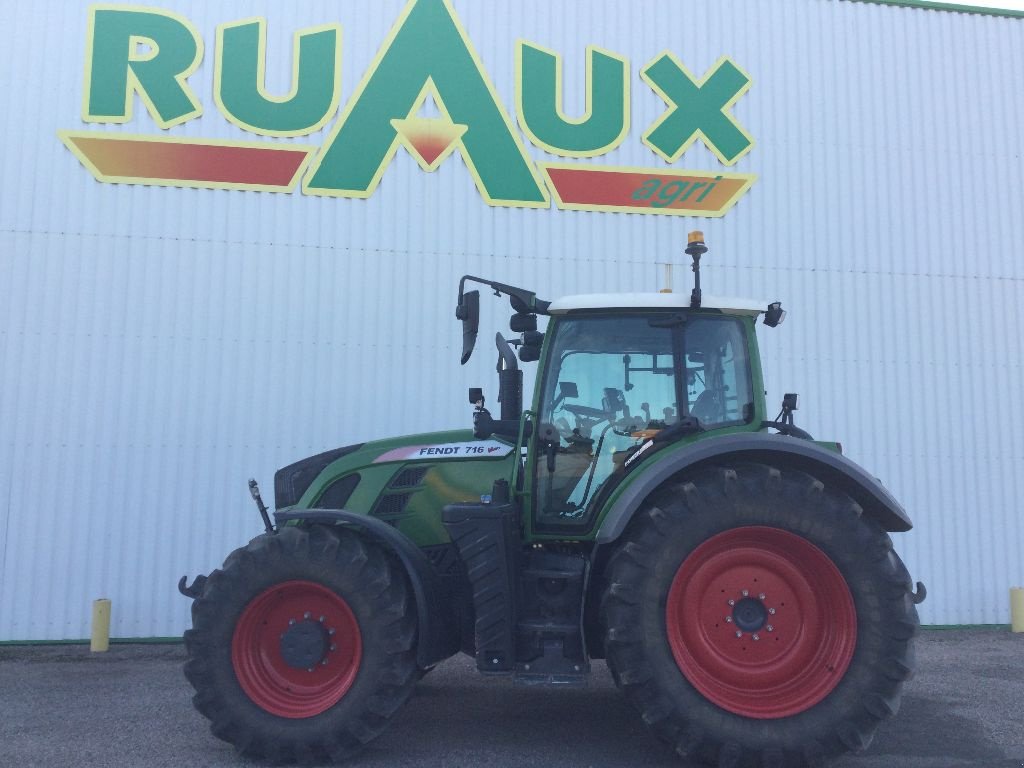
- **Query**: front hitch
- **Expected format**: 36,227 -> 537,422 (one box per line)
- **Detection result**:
249,478 -> 274,534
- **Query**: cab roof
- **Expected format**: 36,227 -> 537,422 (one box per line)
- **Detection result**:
547,293 -> 770,316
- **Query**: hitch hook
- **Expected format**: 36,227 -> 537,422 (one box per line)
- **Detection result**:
912,581 -> 927,605
178,574 -> 207,599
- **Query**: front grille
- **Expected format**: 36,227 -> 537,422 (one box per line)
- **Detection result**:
274,444 -> 363,509
390,466 -> 430,488
372,492 -> 412,518
315,474 -> 360,510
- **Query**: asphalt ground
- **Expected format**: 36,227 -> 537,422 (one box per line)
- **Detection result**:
1,629 -> 1022,768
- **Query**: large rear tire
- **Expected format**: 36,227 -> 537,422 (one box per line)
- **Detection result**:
184,525 -> 417,763
602,462 -> 918,767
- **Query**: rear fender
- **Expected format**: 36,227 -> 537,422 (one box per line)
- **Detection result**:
594,433 -> 912,548
273,510 -> 460,668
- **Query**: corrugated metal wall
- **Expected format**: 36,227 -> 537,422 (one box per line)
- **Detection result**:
1,0 -> 1021,639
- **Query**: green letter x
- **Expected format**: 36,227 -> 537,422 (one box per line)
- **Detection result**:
641,53 -> 753,166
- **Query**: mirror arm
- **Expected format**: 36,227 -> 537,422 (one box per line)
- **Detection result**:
459,275 -> 551,315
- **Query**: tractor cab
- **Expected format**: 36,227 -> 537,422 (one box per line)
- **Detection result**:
533,297 -> 762,531
455,232 -> 784,536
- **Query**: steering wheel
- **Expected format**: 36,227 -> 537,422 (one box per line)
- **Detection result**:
614,415 -> 645,433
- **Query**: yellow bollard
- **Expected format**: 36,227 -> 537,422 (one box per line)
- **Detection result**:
1012,588 -> 1024,634
91,598 -> 111,652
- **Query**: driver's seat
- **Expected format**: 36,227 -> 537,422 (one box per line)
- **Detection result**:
601,387 -> 629,419
690,389 -> 721,423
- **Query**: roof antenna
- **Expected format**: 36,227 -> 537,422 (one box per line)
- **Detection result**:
685,230 -> 708,308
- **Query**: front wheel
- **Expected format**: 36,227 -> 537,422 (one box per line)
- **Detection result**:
602,463 -> 918,767
184,525 -> 418,763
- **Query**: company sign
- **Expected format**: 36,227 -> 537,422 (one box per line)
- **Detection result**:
60,0 -> 756,217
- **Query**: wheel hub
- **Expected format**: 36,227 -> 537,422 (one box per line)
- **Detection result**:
731,596 -> 767,633
280,619 -> 330,670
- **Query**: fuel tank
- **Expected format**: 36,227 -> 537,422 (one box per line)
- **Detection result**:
273,430 -> 518,547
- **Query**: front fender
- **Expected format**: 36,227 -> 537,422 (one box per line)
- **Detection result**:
594,432 -> 912,546
274,509 -> 460,668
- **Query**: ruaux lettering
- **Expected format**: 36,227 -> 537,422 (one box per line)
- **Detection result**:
61,0 -> 756,216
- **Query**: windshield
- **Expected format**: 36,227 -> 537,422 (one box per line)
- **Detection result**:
534,313 -> 753,530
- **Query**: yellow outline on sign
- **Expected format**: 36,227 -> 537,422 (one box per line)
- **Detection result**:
302,0 -> 550,209
213,18 -> 344,138
540,162 -> 757,218
57,130 -> 316,193
81,4 -> 204,129
514,41 -> 630,159
640,52 -> 754,167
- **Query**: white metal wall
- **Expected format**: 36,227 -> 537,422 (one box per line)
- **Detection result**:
0,0 -> 1021,639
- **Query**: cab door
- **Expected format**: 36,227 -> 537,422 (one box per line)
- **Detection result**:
530,312 -> 756,535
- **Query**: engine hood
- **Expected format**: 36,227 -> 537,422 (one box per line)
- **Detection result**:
273,429 -> 515,510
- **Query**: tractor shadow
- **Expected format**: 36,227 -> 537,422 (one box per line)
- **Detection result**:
367,657 -> 684,767
361,659 -> 1015,768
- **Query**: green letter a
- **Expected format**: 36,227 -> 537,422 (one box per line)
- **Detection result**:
304,0 -> 548,208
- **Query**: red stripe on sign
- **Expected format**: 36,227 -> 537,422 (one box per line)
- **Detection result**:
69,136 -> 310,188
547,167 -> 653,207
544,166 -> 749,214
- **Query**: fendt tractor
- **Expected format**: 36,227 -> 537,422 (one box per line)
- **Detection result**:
180,233 -> 926,767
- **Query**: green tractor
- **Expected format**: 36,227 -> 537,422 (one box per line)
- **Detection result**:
180,233 -> 925,766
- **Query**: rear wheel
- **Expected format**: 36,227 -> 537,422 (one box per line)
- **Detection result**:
184,525 -> 417,763
602,463 -> 918,767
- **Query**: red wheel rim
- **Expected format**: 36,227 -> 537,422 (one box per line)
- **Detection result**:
666,526 -> 856,719
232,580 -> 362,718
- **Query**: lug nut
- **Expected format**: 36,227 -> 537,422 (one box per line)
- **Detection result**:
753,634 -> 760,641
727,599 -> 735,606
319,615 -> 326,623
328,628 -> 336,635
306,667 -> 314,673
758,593 -> 766,600
303,612 -> 311,619
766,625 -> 774,632
741,589 -> 749,597
768,607 -> 776,615
735,631 -> 742,638
330,644 -> 337,652
289,619 -> 296,625
725,616 -> 732,623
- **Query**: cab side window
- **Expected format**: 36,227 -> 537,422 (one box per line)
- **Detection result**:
685,318 -> 753,426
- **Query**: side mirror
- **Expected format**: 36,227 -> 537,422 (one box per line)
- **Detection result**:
456,290 -> 480,364
764,301 -> 786,328
469,387 -> 484,406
